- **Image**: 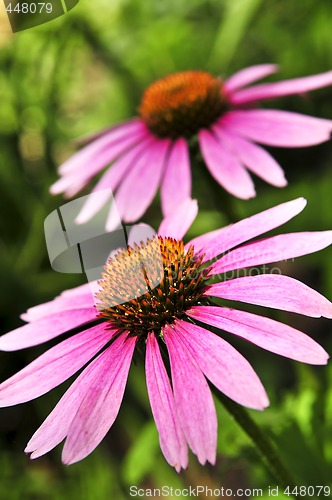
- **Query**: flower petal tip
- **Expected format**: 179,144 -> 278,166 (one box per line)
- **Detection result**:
208,455 -> 217,467
242,188 -> 256,200
276,176 -> 288,188
61,452 -> 84,466
0,337 -> 16,352
261,396 -> 270,411
174,463 -> 185,473
74,214 -> 86,225
314,350 -> 329,366
61,453 -> 74,466
24,441 -> 37,456
296,196 -> 307,208
250,392 -> 270,411
196,451 -> 217,467
49,184 -> 60,196
321,299 -> 332,319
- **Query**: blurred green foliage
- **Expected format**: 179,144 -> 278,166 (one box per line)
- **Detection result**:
0,0 -> 332,498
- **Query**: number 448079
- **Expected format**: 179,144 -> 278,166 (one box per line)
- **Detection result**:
5,3 -> 53,14
284,485 -> 331,497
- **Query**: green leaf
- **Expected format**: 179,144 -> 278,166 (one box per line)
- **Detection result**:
122,420 -> 159,485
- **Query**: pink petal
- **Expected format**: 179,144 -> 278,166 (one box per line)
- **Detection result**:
0,308 -> 98,351
210,231 -> 332,275
75,138 -> 153,224
199,129 -> 256,199
0,324 -> 116,407
61,282 -> 95,297
213,127 -> 287,187
184,225 -> 233,255
72,118 -> 150,148
224,64 -> 279,93
205,274 -> 332,318
145,333 -> 188,472
62,335 -> 136,464
106,139 -> 170,229
174,318 -> 269,410
222,110 -> 332,147
230,70 -> 332,105
59,119 -> 145,175
163,323 -> 217,465
50,174 -> 90,200
128,223 -> 156,247
187,197 -> 307,262
160,138 -> 191,217
158,198 -> 198,240
59,281 -> 100,301
26,332 -> 132,459
51,123 -> 148,197
187,306 -> 329,365
21,293 -> 94,322
26,352 -> 104,458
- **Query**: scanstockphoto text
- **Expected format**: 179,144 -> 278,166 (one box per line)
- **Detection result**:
129,484 -> 331,497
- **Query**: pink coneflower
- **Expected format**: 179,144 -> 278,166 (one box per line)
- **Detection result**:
0,198 -> 331,469
50,65 -> 332,228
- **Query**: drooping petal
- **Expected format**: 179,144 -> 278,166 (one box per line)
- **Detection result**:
222,110 -> 332,147
158,198 -> 198,240
62,335 -> 136,464
106,138 -> 170,229
60,282 -> 96,298
0,323 -> 116,406
205,274 -> 332,318
224,64 -> 279,93
0,308 -> 98,351
26,332 -> 132,459
21,292 -> 95,323
58,119 -> 145,176
25,352 -> 103,458
51,124 -> 149,198
50,174 -> 90,199
199,129 -> 256,199
59,281 -> 100,301
210,231 -> 332,275
160,138 -> 191,217
145,333 -> 188,472
213,127 -> 287,187
75,138 -> 153,224
163,323 -> 217,465
187,197 -> 307,262
187,306 -> 329,365
230,70 -> 332,105
174,319 -> 269,410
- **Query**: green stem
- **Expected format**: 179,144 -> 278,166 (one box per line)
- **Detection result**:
207,0 -> 263,70
214,389 -> 298,491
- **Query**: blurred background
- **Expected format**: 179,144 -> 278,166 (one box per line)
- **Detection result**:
0,0 -> 332,498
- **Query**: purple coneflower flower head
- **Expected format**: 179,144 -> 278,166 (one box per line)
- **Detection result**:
50,65 -> 332,228
0,197 -> 331,470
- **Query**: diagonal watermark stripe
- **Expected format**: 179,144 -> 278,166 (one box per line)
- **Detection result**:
60,0 -> 67,12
